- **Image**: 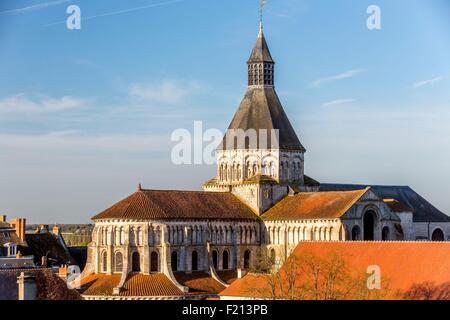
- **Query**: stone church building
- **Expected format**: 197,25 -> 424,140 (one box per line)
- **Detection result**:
79,22 -> 450,300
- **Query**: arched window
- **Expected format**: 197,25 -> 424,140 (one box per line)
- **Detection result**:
352,226 -> 361,241
151,251 -> 159,272
171,251 -> 178,272
382,227 -> 390,241
114,252 -> 123,273
132,252 -> 140,272
212,250 -> 218,269
244,250 -> 251,269
432,228 -> 445,241
102,251 -> 107,273
222,250 -> 229,270
192,250 -> 198,271
364,211 -> 376,240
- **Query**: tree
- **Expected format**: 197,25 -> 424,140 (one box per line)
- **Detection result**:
404,282 -> 450,300
249,250 -> 393,300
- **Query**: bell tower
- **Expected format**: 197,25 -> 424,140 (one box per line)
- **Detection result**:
203,21 -> 306,214
247,22 -> 275,87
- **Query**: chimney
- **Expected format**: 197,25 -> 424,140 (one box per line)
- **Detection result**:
237,268 -> 247,279
58,265 -> 68,279
41,256 -> 48,268
52,225 -> 60,236
17,272 -> 37,300
10,218 -> 26,242
0,215 -> 6,223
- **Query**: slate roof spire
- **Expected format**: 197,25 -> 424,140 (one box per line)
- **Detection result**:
248,20 -> 274,65
221,21 -> 305,151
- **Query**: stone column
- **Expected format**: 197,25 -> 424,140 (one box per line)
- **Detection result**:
142,225 -> 150,274
106,228 -> 113,275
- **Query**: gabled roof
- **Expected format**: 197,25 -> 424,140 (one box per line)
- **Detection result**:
0,268 -> 80,300
320,184 -> 450,222
220,241 -> 450,300
247,23 -> 274,63
23,233 -> 75,266
262,189 -> 369,221
92,189 -> 259,221
221,87 -> 305,151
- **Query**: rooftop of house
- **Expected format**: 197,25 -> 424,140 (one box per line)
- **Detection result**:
0,268 -> 80,300
220,241 -> 450,300
22,232 -> 75,266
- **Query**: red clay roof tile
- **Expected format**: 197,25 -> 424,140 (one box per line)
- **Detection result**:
220,241 -> 450,299
81,273 -> 183,297
92,189 -> 259,221
262,189 -> 368,221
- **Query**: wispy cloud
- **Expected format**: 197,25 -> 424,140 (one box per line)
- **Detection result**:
0,0 -> 72,15
413,76 -> 445,89
44,0 -> 185,27
128,80 -> 200,105
0,132 -> 168,152
0,94 -> 87,114
312,69 -> 366,87
322,99 -> 356,107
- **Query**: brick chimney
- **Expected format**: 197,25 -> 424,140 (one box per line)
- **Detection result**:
0,215 -> 6,223
52,225 -> 60,236
10,218 -> 26,242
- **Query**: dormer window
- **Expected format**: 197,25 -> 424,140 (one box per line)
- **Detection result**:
4,243 -> 17,256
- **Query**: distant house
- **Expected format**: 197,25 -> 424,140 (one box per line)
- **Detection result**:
0,268 -> 80,300
0,215 -> 35,269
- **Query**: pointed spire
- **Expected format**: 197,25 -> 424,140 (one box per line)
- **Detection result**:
248,21 -> 273,63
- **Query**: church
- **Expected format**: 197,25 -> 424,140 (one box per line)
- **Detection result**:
78,22 -> 450,300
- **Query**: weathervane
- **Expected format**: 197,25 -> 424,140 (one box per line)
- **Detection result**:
260,0 -> 267,25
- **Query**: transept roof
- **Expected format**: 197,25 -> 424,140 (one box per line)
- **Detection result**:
262,189 -> 369,221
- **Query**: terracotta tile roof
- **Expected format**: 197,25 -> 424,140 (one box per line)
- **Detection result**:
92,189 -> 259,221
220,241 -> 450,300
216,271 -> 238,285
220,273 -> 272,299
81,273 -> 183,297
320,184 -> 450,222
174,272 -> 225,294
383,199 -> 414,213
262,189 -> 368,221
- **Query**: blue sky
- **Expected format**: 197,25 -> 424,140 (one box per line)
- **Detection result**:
0,0 -> 449,223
